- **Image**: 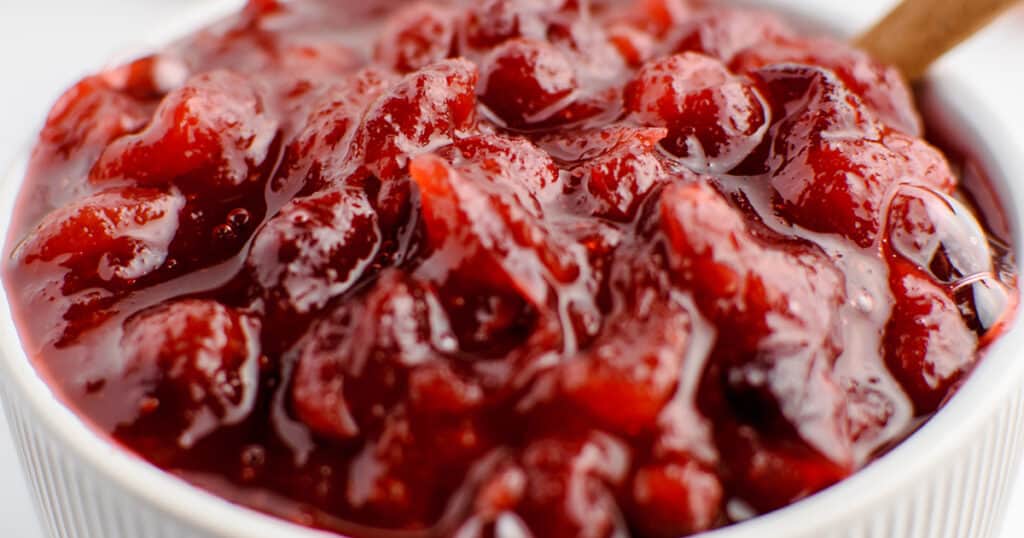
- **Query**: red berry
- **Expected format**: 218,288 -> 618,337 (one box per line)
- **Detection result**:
884,262 -> 978,413
438,134 -> 559,204
733,36 -> 922,135
121,300 -> 261,447
883,131 -> 957,193
569,126 -> 673,221
344,407 -> 490,528
464,434 -> 630,537
28,76 -> 153,206
247,187 -> 381,329
90,70 -> 280,197
560,296 -> 690,434
291,270 -> 452,440
462,0 -> 580,50
14,187 -> 184,294
661,183 -> 852,467
277,67 -> 397,194
756,65 -> 896,246
715,424 -> 850,513
357,59 -> 478,180
374,3 -> 456,72
410,153 -> 583,306
625,53 -> 769,173
627,458 -> 723,537
674,7 -> 792,63
479,38 -> 579,129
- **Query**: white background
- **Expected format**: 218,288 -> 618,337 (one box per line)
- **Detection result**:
0,0 -> 1023,536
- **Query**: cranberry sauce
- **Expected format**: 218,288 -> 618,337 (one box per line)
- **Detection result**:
3,0 -> 1018,536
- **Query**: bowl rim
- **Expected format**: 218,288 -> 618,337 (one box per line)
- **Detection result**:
1,1 -> 1024,537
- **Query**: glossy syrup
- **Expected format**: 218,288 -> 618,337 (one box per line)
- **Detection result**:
3,1 -> 1019,536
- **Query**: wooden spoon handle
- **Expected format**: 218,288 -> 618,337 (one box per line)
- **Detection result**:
856,0 -> 1020,81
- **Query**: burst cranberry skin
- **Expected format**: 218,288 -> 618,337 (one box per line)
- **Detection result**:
374,2 -> 456,72
462,0 -> 579,50
344,407 -> 490,528
411,153 -> 582,306
439,134 -> 558,201
13,187 -> 184,294
246,188 -> 381,334
90,70 -> 279,197
5,1 -> 1017,537
463,434 -> 631,538
560,297 -> 690,434
290,270 -> 452,441
357,59 -> 478,181
627,458 -> 723,538
755,65 -> 899,246
732,36 -> 922,136
26,76 -> 154,210
480,38 -> 579,129
120,300 -> 261,448
660,183 -> 853,471
883,131 -> 958,193
625,53 -> 769,172
278,67 -> 397,195
674,7 -> 792,64
715,424 -> 850,513
883,264 -> 978,413
624,0 -> 697,38
571,127 -> 672,221
47,73 -> 279,277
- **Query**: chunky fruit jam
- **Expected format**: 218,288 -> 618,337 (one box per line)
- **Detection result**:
4,0 -> 1019,536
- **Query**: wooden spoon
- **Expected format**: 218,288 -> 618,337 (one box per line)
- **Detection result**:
857,0 -> 1020,81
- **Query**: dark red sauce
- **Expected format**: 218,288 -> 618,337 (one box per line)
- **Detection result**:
4,0 -> 1019,536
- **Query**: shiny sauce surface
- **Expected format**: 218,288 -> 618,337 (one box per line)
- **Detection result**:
4,0 -> 1018,536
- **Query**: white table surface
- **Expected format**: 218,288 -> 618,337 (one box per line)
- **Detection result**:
1,1 -> 1023,536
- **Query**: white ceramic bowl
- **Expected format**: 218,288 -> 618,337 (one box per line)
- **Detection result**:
3,1 -> 1024,537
